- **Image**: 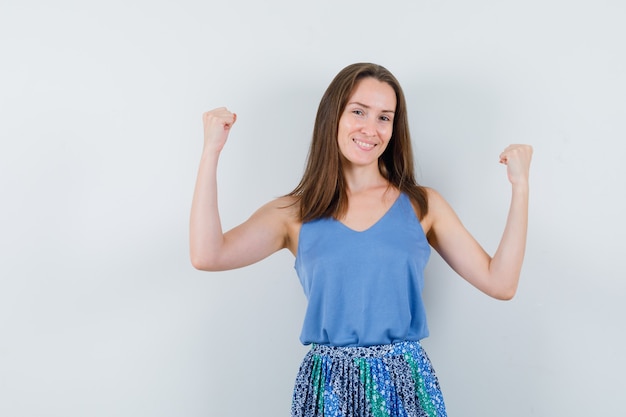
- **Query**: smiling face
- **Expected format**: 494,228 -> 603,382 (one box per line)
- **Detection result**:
337,77 -> 397,169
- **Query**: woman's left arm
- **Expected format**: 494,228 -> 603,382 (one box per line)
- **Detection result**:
427,144 -> 533,300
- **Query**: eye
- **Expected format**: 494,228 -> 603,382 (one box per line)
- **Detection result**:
379,115 -> 392,122
352,109 -> 364,116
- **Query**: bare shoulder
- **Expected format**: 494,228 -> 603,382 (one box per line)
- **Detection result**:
419,187 -> 451,236
255,195 -> 301,254
249,195 -> 298,226
423,186 -> 447,210
257,195 -> 300,218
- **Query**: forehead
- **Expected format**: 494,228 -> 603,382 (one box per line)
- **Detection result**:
348,77 -> 397,109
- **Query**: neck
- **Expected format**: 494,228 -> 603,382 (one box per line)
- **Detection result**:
342,163 -> 388,194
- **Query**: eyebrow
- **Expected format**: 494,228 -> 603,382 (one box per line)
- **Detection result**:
348,101 -> 395,114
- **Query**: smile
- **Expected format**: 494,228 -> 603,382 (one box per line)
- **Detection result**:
353,139 -> 376,150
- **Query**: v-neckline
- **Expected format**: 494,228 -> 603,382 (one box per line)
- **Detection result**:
335,193 -> 403,233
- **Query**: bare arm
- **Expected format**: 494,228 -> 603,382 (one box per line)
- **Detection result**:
189,108 -> 292,271
427,144 -> 533,300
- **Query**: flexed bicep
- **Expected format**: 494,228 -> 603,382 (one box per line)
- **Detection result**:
426,188 -> 493,295
192,197 -> 298,272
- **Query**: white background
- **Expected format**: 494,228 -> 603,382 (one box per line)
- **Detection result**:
1,1 -> 624,416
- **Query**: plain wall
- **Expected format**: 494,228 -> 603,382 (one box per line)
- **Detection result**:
1,0 -> 624,416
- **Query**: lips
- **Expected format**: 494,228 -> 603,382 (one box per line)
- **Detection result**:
353,138 -> 376,150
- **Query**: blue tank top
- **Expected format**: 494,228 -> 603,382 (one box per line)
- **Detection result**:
295,193 -> 431,347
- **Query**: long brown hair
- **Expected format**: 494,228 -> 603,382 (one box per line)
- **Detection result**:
288,62 -> 428,222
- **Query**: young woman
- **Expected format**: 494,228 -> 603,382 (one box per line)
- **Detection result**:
190,63 -> 533,417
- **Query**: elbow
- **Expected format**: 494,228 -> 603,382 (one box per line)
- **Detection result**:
490,284 -> 518,301
494,290 -> 516,301
190,236 -> 229,271
190,255 -> 208,271
483,267 -> 521,300
190,252 -> 222,272
190,258 -> 208,271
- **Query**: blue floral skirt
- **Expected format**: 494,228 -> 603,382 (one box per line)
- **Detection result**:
291,341 -> 447,417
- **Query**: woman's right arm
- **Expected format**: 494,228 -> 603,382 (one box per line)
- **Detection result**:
189,108 -> 291,271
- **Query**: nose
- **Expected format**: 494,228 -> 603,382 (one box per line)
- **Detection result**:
360,116 -> 377,136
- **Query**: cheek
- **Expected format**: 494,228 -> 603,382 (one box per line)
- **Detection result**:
381,126 -> 393,142
339,117 -> 353,132
338,121 -> 355,142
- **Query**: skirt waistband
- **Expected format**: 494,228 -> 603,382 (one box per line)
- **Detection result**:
309,340 -> 424,360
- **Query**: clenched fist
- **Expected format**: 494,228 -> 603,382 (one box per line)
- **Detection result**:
499,144 -> 533,186
202,107 -> 237,153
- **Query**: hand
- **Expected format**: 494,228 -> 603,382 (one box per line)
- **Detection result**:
202,107 -> 237,153
499,144 -> 533,186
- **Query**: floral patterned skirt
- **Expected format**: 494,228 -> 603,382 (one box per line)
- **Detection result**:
291,341 -> 447,417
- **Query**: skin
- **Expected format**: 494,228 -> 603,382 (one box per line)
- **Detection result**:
190,77 -> 533,300
335,78 -> 400,232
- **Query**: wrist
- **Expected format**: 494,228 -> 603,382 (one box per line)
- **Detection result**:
510,181 -> 529,200
201,145 -> 222,160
